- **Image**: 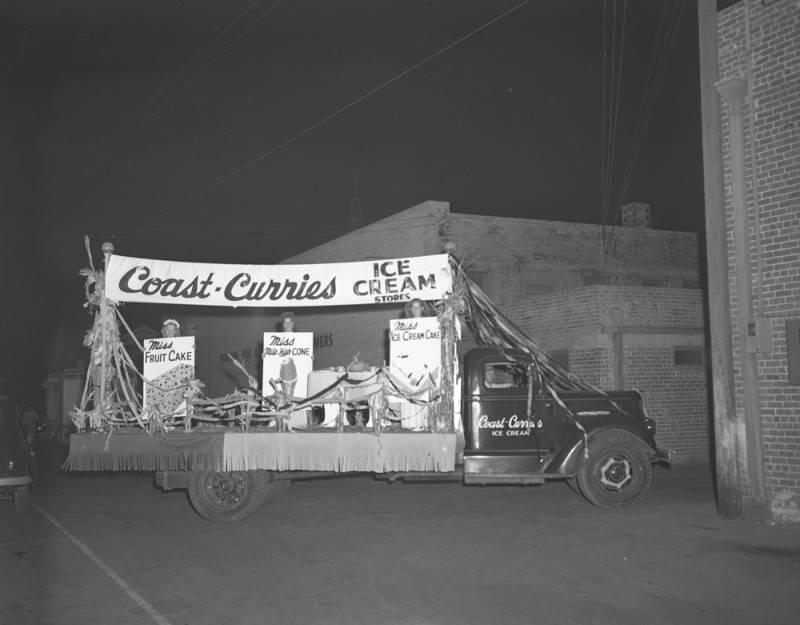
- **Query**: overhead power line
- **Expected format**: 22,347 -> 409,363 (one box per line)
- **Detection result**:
619,0 -> 674,198
611,0 -> 687,231
600,0 -> 628,243
122,0 -> 532,239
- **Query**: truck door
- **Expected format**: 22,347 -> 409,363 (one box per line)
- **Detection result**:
470,358 -> 557,453
531,375 -> 558,452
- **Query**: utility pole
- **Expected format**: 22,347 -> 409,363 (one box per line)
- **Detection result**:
716,74 -> 766,511
697,0 -> 742,518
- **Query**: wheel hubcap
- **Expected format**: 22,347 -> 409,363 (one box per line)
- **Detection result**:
205,472 -> 247,507
598,454 -> 633,491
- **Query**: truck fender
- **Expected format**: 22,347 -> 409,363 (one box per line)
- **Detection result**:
547,426 -> 653,476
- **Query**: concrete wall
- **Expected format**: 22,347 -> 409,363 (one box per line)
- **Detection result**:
503,286 -> 709,462
718,0 -> 800,521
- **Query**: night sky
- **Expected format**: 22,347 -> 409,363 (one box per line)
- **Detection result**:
2,0 -> 710,402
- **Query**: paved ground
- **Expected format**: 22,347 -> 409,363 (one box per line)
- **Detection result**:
2,445 -> 799,625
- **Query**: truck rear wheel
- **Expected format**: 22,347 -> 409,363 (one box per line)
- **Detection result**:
576,430 -> 653,509
188,470 -> 288,523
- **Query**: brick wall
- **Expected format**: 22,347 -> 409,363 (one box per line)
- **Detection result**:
624,347 -> 711,463
503,286 -> 705,343
570,349 -> 614,389
504,286 -> 709,462
718,0 -> 800,521
445,213 -> 701,304
502,288 -> 602,347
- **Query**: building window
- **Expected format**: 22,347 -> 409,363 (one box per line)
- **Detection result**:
674,347 -> 705,367
547,349 -> 570,369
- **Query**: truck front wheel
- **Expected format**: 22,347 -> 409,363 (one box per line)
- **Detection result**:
188,470 -> 288,523
576,430 -> 653,509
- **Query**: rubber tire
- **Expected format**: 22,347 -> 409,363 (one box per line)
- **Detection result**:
13,487 -> 29,512
188,470 -> 282,523
576,430 -> 653,509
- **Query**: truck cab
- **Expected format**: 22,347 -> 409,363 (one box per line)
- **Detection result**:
461,348 -> 668,507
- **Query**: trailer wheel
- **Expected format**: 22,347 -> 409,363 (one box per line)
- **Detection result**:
576,430 -> 653,509
188,471 -> 285,523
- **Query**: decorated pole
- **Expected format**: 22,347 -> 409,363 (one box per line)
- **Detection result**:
98,241 -> 114,418
437,307 -> 455,433
436,242 -> 458,433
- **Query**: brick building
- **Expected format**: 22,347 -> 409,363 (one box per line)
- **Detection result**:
714,0 -> 800,521
500,287 -> 709,462
443,209 -> 701,304
185,201 -> 708,462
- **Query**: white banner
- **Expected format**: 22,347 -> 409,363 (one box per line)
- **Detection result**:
143,336 -> 195,417
105,254 -> 452,307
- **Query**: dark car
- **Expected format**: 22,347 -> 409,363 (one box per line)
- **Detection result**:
0,394 -> 32,510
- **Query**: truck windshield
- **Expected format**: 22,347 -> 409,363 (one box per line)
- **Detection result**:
483,362 -> 528,389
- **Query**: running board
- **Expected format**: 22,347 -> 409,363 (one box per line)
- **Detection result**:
462,453 -> 568,485
378,468 -> 566,486
463,474 -> 545,485
379,468 -> 464,483
464,453 -> 549,476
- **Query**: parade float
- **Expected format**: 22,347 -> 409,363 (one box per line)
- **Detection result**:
65,240 -> 669,522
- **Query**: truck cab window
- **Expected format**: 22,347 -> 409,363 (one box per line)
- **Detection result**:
483,362 -> 528,389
